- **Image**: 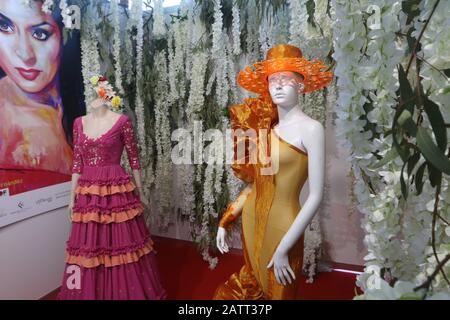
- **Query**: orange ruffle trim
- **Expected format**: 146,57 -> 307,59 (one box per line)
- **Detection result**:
65,240 -> 154,268
75,181 -> 136,196
71,206 -> 143,224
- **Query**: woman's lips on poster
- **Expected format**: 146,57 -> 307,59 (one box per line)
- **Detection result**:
15,67 -> 42,81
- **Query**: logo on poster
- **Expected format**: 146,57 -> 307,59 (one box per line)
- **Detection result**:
36,197 -> 53,205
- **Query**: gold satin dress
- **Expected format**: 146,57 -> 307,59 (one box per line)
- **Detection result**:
214,129 -> 308,300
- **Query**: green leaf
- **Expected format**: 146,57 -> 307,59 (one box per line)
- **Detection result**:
392,65 -> 416,149
326,0 -> 332,18
398,64 -> 415,114
399,292 -> 422,300
407,152 -> 420,176
402,0 -> 421,25
397,110 -> 418,136
393,136 -> 411,162
442,86 -> 450,95
372,148 -> 399,169
416,127 -> 450,175
405,26 -> 416,55
423,97 -> 447,151
396,109 -> 450,178
415,162 -> 426,195
306,0 -> 316,27
443,68 -> 450,77
222,107 -> 230,118
427,162 -> 442,188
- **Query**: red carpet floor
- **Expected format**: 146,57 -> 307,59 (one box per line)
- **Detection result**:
42,236 -> 362,300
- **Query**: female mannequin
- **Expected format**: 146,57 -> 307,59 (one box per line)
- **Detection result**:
58,76 -> 165,300
214,44 -> 332,300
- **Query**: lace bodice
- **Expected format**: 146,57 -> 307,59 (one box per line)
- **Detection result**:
72,115 -> 141,173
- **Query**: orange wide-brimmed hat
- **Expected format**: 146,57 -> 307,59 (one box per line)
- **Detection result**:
237,44 -> 333,94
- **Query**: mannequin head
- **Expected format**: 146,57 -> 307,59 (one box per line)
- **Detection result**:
90,97 -> 109,110
268,71 -> 304,108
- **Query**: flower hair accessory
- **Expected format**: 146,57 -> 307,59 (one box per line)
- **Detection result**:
89,75 -> 122,109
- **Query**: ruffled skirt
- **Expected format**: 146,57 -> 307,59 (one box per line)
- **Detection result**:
58,165 -> 166,300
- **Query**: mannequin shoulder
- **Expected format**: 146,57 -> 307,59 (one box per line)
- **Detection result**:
118,114 -> 134,131
299,117 -> 324,135
299,118 -> 324,150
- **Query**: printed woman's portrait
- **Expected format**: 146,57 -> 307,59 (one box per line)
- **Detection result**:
0,0 -> 85,228
0,0 -> 85,196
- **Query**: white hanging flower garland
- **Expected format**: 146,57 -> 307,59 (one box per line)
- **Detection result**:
153,50 -> 173,229
288,0 -> 307,48
332,0 -> 450,298
131,0 -> 147,158
231,4 -> 242,56
152,0 -> 166,38
111,0 -> 124,95
80,3 -> 101,111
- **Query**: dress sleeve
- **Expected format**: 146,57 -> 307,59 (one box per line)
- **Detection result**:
72,118 -> 84,174
121,116 -> 141,170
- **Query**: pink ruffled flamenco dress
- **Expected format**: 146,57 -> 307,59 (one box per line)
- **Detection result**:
58,114 -> 166,300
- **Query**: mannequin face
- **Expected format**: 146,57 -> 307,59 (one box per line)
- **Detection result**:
268,71 -> 304,108
90,97 -> 108,110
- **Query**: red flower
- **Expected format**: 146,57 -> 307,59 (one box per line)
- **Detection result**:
99,76 -> 108,82
98,88 -> 107,98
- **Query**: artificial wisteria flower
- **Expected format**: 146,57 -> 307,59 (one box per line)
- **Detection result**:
332,0 -> 450,298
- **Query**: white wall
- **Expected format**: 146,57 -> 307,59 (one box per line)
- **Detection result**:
0,206 -> 70,300
318,110 -> 366,266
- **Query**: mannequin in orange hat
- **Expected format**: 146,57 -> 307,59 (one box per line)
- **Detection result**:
214,44 -> 333,300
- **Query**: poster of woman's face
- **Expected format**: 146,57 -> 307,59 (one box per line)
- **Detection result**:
0,0 -> 85,227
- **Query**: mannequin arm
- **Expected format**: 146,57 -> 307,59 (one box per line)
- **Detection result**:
131,169 -> 142,193
68,173 -> 81,221
121,117 -> 148,207
216,184 -> 252,254
218,184 -> 252,229
131,168 -> 148,207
